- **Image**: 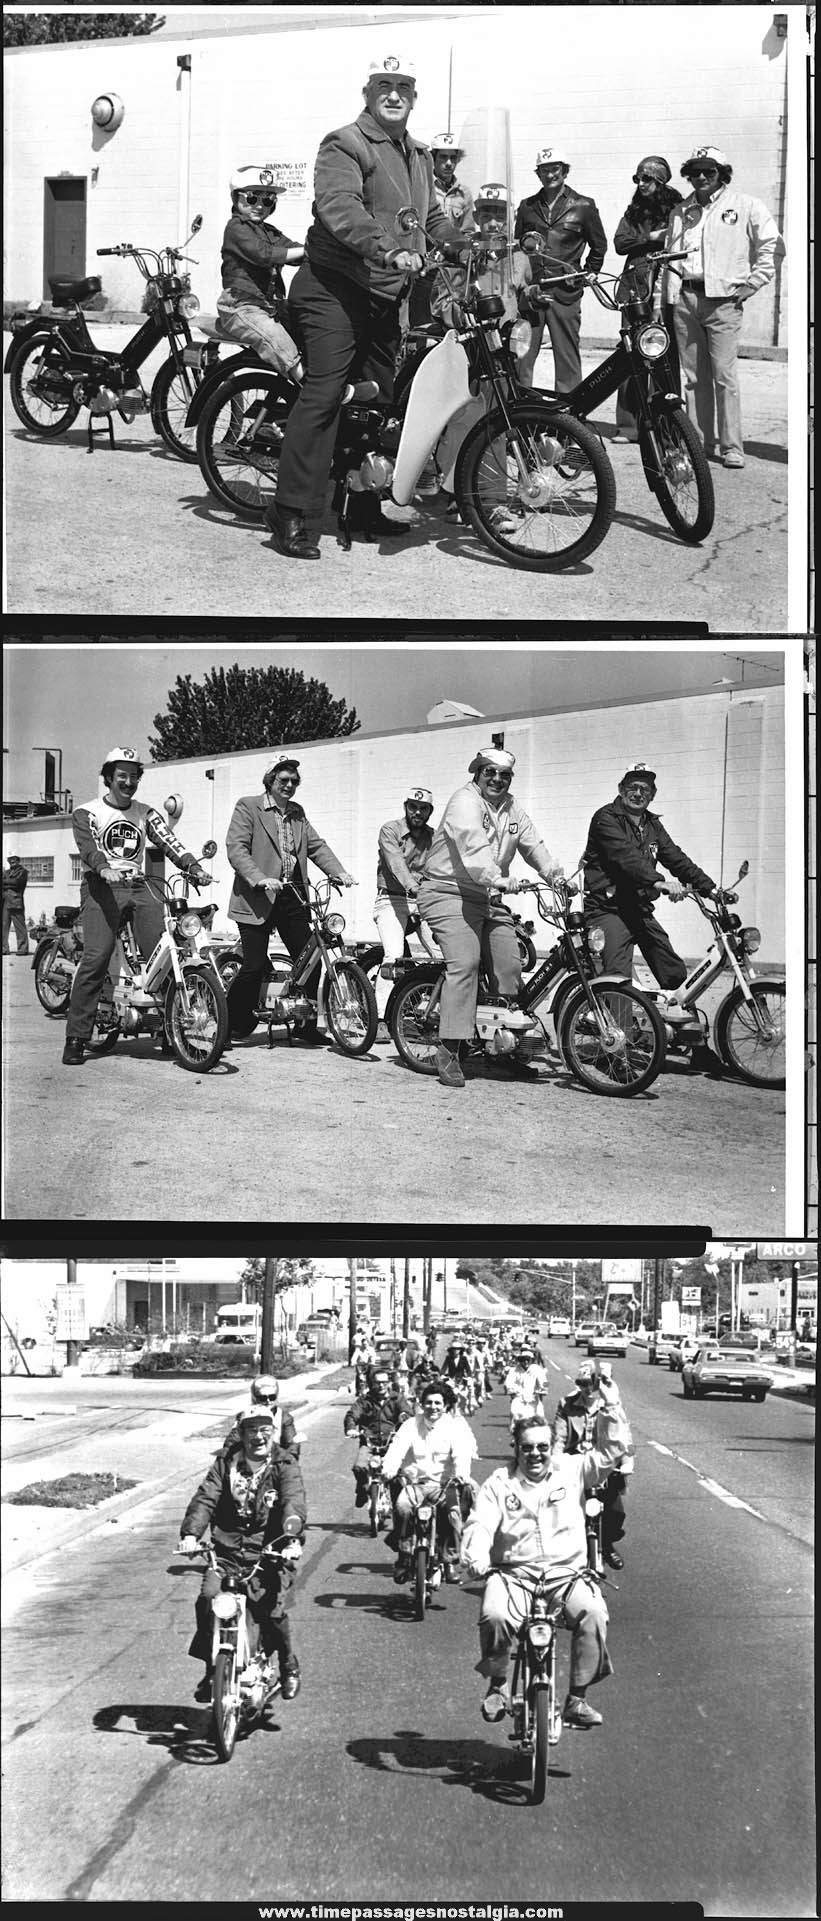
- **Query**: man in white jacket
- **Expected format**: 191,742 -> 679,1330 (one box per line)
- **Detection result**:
662,144 -> 781,468
461,1384 -> 630,1729
381,1377 -> 476,1584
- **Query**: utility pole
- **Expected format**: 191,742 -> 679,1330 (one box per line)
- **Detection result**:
423,1256 -> 432,1335
66,1256 -> 79,1370
261,1258 -> 276,1372
402,1257 -> 411,1338
348,1257 -> 358,1359
570,1259 -> 577,1332
652,1257 -> 661,1333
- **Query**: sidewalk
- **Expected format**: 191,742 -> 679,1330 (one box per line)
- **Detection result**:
0,1363 -> 344,1575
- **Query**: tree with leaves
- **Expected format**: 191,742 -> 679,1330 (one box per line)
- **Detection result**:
4,14 -> 164,46
149,664 -> 360,764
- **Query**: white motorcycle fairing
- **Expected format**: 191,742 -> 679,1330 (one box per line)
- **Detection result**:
391,331 -> 473,507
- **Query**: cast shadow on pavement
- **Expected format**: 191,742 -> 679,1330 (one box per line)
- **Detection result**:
346,1729 -> 572,1803
93,1700 -> 224,1765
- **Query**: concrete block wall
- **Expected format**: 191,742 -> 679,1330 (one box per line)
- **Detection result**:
4,5 -> 789,346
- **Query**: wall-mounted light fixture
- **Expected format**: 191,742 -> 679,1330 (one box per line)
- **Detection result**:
177,53 -> 192,72
773,13 -> 788,35
91,93 -> 125,132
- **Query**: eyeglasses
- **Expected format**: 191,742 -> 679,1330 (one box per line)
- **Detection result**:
689,166 -> 719,179
254,1393 -> 278,1404
481,770 -> 512,785
245,191 -> 278,206
275,773 -> 300,787
520,1443 -> 551,1456
635,174 -> 661,185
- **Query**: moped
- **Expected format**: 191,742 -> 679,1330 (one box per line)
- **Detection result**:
637,861 -> 785,1086
84,852 -> 228,1072
31,906 -> 83,1015
249,878 -> 378,1057
176,1525 -> 301,1762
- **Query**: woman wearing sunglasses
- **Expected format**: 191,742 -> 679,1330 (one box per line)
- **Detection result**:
611,154 -> 682,441
460,1385 -> 630,1729
661,145 -> 781,469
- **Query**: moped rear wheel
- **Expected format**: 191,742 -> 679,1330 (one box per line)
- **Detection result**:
212,1649 -> 239,1761
165,966 -> 228,1071
455,402 -> 616,572
151,355 -> 202,462
639,409 -> 715,543
389,968 -> 443,1074
196,368 -> 295,518
34,945 -> 74,1015
713,981 -> 786,1087
324,960 -> 378,1056
531,1688 -> 550,1805
558,981 -> 666,1095
8,336 -> 81,436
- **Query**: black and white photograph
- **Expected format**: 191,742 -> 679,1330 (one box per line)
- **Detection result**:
0,1248 -> 816,1913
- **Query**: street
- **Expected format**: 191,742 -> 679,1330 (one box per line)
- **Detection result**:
1,1353 -> 814,1912
1,959 -> 786,1230
3,332 -> 789,627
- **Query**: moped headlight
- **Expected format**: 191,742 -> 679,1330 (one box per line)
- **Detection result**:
585,1496 -> 604,1516
588,926 -> 606,954
637,322 -> 669,361
177,911 -> 202,938
528,1622 -> 554,1648
740,926 -> 761,952
416,1505 -> 433,1523
325,912 -> 346,935
212,1592 -> 240,1621
509,318 -> 533,358
178,293 -> 200,318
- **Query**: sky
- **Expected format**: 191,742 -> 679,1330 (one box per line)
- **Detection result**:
4,642 -> 785,808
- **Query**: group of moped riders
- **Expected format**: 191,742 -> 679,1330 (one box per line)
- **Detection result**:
176,1335 -> 633,1734
60,741 -> 718,1081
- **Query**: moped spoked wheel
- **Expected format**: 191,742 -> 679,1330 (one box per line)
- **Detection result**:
212,1649 -> 239,1762
455,402 -> 616,572
324,961 -> 378,1056
8,336 -> 81,436
368,1483 -> 381,1538
557,981 -> 666,1095
639,409 -> 715,542
216,953 -> 242,992
196,369 -> 295,518
414,1545 -> 428,1620
34,946 -> 74,1015
165,966 -> 228,1071
151,356 -> 203,462
712,981 -> 786,1087
531,1688 -> 550,1805
389,968 -> 443,1074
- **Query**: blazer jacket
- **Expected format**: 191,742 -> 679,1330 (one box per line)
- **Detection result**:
226,792 -> 348,926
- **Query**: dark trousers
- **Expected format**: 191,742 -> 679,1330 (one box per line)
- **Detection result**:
2,904 -> 29,954
519,298 -> 583,393
602,1471 -> 627,1553
276,260 -> 401,518
66,875 -> 164,1041
190,1555 -> 295,1670
226,887 -> 318,1036
586,900 -> 688,990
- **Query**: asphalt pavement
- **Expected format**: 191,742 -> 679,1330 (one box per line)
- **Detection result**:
1,957 -> 786,1229
4,329 -> 788,626
1,1353 -> 814,1911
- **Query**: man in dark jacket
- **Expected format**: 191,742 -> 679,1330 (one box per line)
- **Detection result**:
552,1361 -> 633,1570
265,53 -> 462,559
514,147 -> 607,391
224,753 -> 354,1042
179,1404 -> 307,1701
344,1368 -> 413,1507
582,761 -> 716,995
2,855 -> 29,955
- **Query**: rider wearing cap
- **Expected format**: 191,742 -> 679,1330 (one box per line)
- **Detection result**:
660,145 -> 781,468
224,754 -> 355,1042
343,1367 -> 413,1508
373,787 -> 436,1018
582,761 -> 716,1001
62,748 -> 210,1068
461,1397 -> 630,1729
553,1361 -> 633,1571
409,132 -> 475,328
513,147 -> 607,391
217,164 -> 305,379
265,56 -> 463,559
178,1402 -> 307,1703
504,1343 -> 548,1430
381,1376 -> 476,1584
417,746 -> 564,1087
611,155 -> 682,441
225,1375 -> 299,1454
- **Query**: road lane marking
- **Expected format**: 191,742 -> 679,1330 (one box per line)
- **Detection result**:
647,1439 -> 766,1519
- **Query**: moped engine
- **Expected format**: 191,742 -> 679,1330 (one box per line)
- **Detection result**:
345,452 -> 395,492
475,1002 -> 545,1060
259,985 -> 313,1024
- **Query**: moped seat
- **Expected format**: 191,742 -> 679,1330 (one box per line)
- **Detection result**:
47,275 -> 102,307
53,905 -> 81,928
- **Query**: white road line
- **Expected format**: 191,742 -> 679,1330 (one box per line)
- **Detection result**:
647,1439 -> 766,1520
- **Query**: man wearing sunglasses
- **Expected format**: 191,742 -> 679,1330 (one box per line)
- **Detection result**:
461,1385 -> 630,1728
661,145 -> 781,468
224,754 -> 355,1043
582,761 -> 716,1012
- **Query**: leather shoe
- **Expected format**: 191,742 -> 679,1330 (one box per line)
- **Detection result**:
62,1038 -> 85,1066
280,1661 -> 301,1700
604,1548 -> 624,1570
193,1670 -> 213,1703
435,1044 -> 465,1088
347,495 -> 408,539
264,503 -> 320,559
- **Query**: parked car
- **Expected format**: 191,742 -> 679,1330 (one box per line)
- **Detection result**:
681,1347 -> 774,1402
667,1335 -> 701,1372
587,1323 -> 629,1358
573,1321 -> 600,1347
548,1316 -> 572,1338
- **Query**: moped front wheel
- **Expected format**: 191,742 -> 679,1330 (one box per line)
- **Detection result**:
212,1649 -> 239,1762
8,336 -> 81,436
34,944 -> 74,1015
165,966 -> 228,1071
196,368 -> 295,518
531,1687 -> 550,1805
151,355 -> 203,462
557,981 -> 666,1095
639,409 -> 715,543
414,1544 -> 428,1620
389,967 -> 443,1074
713,981 -> 786,1087
324,960 -> 378,1056
368,1482 -> 381,1538
455,402 -> 616,572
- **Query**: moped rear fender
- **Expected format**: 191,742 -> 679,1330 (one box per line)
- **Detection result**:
183,348 -> 263,428
3,316 -> 62,371
391,331 -> 472,506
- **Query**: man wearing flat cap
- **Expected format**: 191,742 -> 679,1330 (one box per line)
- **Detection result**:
582,762 -> 717,1003
513,148 -> 607,391
266,55 -> 463,559
224,756 -> 354,1041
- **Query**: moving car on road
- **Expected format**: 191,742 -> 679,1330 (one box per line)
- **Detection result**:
667,1334 -> 701,1372
573,1321 -> 600,1348
681,1347 -> 774,1403
547,1316 -> 572,1338
586,1324 -> 629,1359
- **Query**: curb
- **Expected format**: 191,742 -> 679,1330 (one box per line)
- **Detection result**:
2,1467 -> 188,1575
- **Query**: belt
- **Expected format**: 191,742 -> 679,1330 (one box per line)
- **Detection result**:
681,278 -> 705,290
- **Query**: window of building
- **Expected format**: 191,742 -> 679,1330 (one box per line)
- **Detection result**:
70,856 -> 84,882
24,857 -> 54,884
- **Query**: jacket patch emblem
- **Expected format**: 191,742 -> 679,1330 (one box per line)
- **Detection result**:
482,812 -> 492,831
101,818 -> 142,859
721,209 -> 738,224
505,1492 -> 523,1513
508,821 -> 519,835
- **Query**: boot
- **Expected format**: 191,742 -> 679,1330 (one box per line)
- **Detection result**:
264,502 -> 320,559
435,1042 -> 465,1089
346,493 -> 408,539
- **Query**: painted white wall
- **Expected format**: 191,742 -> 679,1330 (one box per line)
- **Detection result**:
4,683 -> 786,961
4,6 -> 788,346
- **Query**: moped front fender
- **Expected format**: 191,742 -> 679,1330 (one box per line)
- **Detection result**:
713,971 -> 785,1028
391,331 -> 472,506
183,348 -> 263,428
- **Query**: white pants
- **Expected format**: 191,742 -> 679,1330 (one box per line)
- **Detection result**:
372,894 -> 439,1016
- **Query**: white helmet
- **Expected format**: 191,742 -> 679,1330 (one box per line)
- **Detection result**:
431,132 -> 462,155
230,163 -> 287,197
536,147 -> 570,170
